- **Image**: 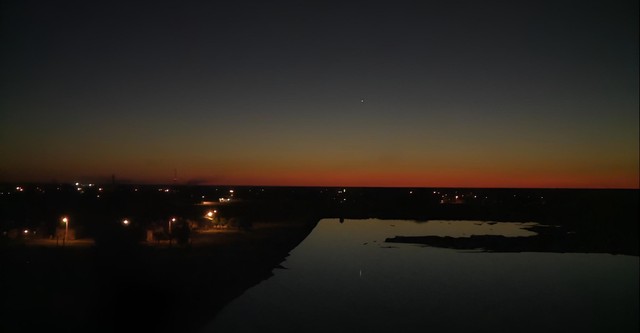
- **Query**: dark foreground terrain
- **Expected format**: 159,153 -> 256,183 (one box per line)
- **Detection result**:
1,218 -> 318,333
1,185 -> 637,333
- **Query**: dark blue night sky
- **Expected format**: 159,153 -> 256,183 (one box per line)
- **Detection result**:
2,0 -> 638,187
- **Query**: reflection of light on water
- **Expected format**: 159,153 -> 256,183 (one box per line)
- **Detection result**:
206,219 -> 639,333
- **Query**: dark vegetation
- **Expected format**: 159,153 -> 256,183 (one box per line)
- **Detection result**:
1,184 -> 637,333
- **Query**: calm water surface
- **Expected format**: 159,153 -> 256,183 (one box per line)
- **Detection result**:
204,219 -> 639,333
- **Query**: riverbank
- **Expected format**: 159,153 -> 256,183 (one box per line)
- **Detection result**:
0,217 -> 319,333
2,187 -> 637,332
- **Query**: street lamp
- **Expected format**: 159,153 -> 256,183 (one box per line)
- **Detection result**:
61,217 -> 69,246
168,218 -> 177,246
122,219 -> 130,226
205,210 -> 217,219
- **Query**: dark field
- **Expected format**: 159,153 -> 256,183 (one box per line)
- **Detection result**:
1,185 -> 637,333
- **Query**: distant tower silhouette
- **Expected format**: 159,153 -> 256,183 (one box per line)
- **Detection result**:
173,169 -> 178,184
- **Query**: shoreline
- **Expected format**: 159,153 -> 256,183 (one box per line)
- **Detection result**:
1,217 -> 319,333
2,188 -> 637,333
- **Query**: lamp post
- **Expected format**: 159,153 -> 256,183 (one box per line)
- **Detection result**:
169,218 -> 176,246
205,210 -> 217,229
61,217 -> 69,246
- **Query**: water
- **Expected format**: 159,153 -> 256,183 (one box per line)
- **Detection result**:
203,219 -> 639,333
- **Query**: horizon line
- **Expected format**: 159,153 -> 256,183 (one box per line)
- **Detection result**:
1,181 -> 638,191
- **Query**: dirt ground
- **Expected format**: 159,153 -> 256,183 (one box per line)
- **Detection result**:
0,218 -> 319,333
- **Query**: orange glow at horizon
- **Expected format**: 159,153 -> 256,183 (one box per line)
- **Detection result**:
2,128 -> 638,189
2,154 -> 638,189
183,164 -> 639,189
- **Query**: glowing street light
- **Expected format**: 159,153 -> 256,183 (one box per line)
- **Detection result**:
61,217 -> 69,246
168,217 -> 177,246
205,210 -> 217,218
122,219 -> 130,226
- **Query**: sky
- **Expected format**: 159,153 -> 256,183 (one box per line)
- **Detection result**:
1,0 -> 638,188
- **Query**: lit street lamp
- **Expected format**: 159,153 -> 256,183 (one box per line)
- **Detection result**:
205,210 -> 217,220
168,218 -> 176,246
61,217 -> 69,246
